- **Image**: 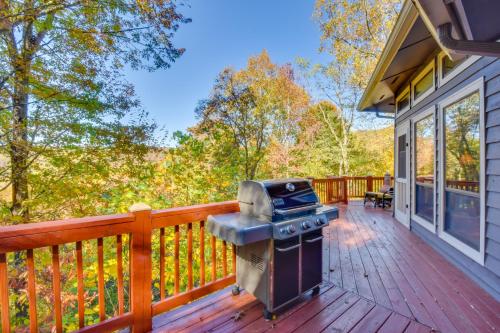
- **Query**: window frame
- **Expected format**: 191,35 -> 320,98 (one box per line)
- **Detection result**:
396,85 -> 410,116
411,60 -> 435,107
437,52 -> 480,87
411,106 -> 436,233
438,77 -> 485,265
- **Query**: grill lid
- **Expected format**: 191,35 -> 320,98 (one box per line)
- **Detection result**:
237,178 -> 320,220
263,179 -> 319,211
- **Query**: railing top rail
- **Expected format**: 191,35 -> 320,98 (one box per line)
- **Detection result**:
0,213 -> 134,240
151,201 -> 239,229
152,200 -> 238,218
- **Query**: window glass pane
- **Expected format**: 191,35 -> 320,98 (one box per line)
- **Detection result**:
444,191 -> 480,250
398,134 -> 406,179
444,90 -> 480,249
444,91 -> 480,193
442,55 -> 467,77
415,115 -> 434,223
414,69 -> 433,100
416,184 -> 433,223
397,92 -> 409,112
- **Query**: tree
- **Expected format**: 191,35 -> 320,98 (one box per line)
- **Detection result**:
0,0 -> 190,222
299,0 -> 402,175
195,51 -> 309,180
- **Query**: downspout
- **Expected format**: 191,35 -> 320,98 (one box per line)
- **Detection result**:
438,22 -> 500,57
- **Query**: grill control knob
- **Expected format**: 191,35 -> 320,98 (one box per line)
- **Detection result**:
301,221 -> 311,230
286,225 -> 296,234
315,218 -> 323,226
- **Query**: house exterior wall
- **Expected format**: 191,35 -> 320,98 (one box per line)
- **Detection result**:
394,56 -> 500,301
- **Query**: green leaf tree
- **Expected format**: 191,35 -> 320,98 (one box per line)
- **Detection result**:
0,0 -> 190,222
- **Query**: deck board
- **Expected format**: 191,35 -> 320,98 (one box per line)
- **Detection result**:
153,204 -> 500,333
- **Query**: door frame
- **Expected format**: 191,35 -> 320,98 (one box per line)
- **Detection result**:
395,120 -> 411,228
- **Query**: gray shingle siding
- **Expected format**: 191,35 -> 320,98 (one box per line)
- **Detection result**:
396,57 -> 500,301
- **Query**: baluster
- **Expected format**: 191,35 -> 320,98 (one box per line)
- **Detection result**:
211,236 -> 217,281
0,253 -> 10,333
97,238 -> 105,321
76,241 -> 84,328
222,241 -> 227,276
174,225 -> 180,294
159,228 -> 165,299
27,249 -> 38,332
52,245 -> 62,333
187,223 -> 193,290
200,221 -> 205,286
232,244 -> 236,275
116,235 -> 124,315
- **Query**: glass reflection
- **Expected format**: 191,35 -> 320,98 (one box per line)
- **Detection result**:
444,91 -> 480,249
415,115 -> 434,223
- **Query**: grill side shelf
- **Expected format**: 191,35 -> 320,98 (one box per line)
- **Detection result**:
207,213 -> 273,246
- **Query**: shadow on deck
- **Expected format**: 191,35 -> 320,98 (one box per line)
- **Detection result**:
152,204 -> 500,333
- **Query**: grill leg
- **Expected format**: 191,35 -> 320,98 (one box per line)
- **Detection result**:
312,285 -> 320,296
263,308 -> 276,321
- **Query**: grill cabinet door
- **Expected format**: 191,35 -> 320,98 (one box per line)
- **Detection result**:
273,237 -> 300,308
301,230 -> 323,292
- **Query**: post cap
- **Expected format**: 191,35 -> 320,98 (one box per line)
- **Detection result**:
128,203 -> 152,212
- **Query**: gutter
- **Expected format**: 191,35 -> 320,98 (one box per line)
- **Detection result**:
363,109 -> 395,120
438,23 -> 500,58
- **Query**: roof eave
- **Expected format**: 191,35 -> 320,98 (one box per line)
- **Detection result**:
357,1 -> 419,112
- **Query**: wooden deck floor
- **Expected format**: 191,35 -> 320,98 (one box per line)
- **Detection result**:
153,204 -> 500,333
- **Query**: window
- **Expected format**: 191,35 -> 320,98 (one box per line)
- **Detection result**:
438,52 -> 480,86
444,91 -> 480,249
396,87 -> 410,115
397,134 -> 407,179
442,55 -> 467,77
439,77 -> 485,264
412,61 -> 435,105
414,112 -> 434,227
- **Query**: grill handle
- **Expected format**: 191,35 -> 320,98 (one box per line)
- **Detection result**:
304,236 -> 324,243
275,243 -> 301,252
274,204 -> 322,216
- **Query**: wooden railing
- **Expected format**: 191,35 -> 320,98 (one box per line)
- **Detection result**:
0,177 -> 390,332
312,176 -> 394,203
0,201 -> 239,333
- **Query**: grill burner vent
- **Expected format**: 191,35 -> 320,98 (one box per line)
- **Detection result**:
250,253 -> 264,272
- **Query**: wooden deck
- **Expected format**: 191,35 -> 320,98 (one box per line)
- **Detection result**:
152,204 -> 500,333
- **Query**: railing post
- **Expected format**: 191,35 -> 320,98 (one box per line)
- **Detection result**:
367,175 -> 373,192
342,177 -> 349,204
326,178 -> 334,204
129,203 -> 152,333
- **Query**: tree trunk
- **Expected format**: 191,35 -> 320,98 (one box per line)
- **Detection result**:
10,65 -> 30,222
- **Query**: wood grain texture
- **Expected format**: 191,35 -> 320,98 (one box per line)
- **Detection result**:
116,235 -> 124,315
0,253 -> 9,333
187,223 -> 193,291
76,241 -> 85,328
159,228 -> 165,299
211,236 -> 217,282
174,225 -> 180,295
222,240 -> 227,277
200,221 -> 205,286
26,249 -> 38,333
97,238 -> 105,321
52,245 -> 63,333
151,204 -> 500,333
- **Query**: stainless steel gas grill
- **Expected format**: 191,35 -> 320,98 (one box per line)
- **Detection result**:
207,178 -> 338,320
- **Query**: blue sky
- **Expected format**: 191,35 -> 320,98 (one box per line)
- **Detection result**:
125,0 -> 331,139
